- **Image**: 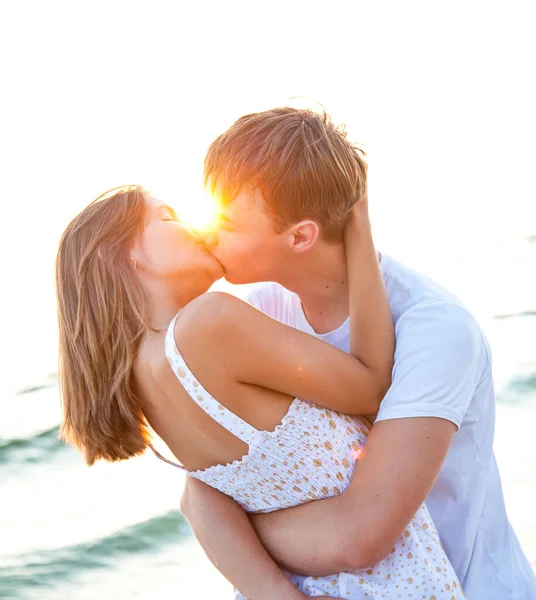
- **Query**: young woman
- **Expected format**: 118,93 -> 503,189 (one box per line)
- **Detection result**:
56,185 -> 464,599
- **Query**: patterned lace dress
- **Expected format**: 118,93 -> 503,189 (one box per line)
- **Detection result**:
161,314 -> 465,599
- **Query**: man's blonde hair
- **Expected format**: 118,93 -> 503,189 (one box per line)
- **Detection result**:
205,107 -> 367,242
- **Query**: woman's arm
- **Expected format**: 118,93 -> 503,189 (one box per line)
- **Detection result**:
180,196 -> 394,416
345,194 -> 394,406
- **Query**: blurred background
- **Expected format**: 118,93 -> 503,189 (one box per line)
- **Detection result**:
0,1 -> 535,598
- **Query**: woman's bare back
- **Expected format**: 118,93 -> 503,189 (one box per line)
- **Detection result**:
132,306 -> 295,473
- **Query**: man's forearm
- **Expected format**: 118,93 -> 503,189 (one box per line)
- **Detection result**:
180,478 -> 306,600
250,418 -> 456,575
250,493 -> 375,576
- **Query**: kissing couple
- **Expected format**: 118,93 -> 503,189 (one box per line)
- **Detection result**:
56,107 -> 536,599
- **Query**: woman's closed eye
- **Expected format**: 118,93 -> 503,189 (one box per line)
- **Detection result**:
162,209 -> 199,236
160,206 -> 180,222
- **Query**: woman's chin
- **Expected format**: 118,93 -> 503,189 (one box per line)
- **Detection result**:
207,270 -> 224,288
201,262 -> 225,291
205,253 -> 226,280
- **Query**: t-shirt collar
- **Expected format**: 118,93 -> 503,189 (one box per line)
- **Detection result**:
289,252 -> 391,342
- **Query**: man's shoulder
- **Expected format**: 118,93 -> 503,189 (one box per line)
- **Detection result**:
384,255 -> 472,321
395,298 -> 491,389
398,298 -> 482,338
384,256 -> 488,352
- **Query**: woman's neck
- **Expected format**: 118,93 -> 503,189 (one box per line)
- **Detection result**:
143,283 -> 184,332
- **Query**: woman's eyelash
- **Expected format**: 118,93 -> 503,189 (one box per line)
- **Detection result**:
162,211 -> 179,222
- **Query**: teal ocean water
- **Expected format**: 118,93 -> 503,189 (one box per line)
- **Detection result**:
1,237 -> 535,600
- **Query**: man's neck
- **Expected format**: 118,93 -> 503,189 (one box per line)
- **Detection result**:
278,242 -> 349,334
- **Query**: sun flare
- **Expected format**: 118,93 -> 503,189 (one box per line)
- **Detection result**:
174,189 -> 220,233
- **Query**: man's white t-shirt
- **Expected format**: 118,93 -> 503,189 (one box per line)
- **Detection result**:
246,253 -> 536,600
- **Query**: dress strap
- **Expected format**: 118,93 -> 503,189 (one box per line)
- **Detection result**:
149,443 -> 187,470
165,313 -> 258,445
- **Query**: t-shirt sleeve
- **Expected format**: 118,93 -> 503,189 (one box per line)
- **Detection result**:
375,302 -> 487,429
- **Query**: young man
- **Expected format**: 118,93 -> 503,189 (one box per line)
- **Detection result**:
181,107 -> 536,599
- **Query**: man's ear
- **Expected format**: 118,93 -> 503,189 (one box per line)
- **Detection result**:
288,220 -> 320,253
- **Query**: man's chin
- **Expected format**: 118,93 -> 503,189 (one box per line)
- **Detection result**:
219,269 -> 241,285
223,271 -> 259,285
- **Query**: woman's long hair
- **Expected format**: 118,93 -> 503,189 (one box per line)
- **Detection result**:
56,185 -> 151,465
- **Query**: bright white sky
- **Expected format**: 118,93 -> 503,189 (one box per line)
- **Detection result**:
1,1 -> 535,387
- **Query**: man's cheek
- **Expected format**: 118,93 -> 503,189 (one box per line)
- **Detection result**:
217,246 -> 241,267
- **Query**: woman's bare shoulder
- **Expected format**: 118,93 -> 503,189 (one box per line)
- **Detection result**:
175,292 -> 258,350
184,290 -> 246,311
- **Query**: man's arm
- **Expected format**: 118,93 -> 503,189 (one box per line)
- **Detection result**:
180,418 -> 455,581
181,303 -> 483,579
250,303 -> 483,574
250,416 -> 456,574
